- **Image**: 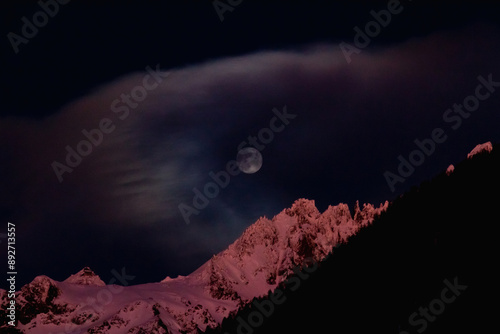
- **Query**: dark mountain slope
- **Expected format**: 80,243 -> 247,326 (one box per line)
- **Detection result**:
208,144 -> 498,334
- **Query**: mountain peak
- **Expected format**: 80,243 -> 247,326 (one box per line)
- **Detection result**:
285,198 -> 321,219
467,141 -> 493,159
63,266 -> 106,286
189,198 -> 388,305
353,200 -> 386,226
5,199 -> 387,334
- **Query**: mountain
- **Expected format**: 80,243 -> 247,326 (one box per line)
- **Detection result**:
2,141 -> 495,333
209,142 -> 498,334
63,267 -> 106,287
0,200 -> 387,333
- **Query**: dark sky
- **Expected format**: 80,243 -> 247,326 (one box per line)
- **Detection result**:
1,0 -> 500,288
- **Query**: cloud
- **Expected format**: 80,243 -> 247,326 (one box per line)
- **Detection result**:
2,23 -> 500,283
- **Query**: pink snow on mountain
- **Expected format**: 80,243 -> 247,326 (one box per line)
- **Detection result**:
0,199 -> 387,334
467,141 -> 493,159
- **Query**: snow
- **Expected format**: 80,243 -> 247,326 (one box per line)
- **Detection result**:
467,141 -> 493,159
63,267 -> 106,286
446,164 -> 455,175
2,198 -> 388,334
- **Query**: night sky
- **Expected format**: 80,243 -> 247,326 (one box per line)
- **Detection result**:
1,1 -> 500,289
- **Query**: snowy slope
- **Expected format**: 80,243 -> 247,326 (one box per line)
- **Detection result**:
0,199 -> 387,334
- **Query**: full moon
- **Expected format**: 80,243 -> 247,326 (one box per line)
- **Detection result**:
236,147 -> 263,174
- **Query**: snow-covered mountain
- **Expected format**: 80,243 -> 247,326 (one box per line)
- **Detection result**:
0,199 -> 387,334
63,267 -> 106,287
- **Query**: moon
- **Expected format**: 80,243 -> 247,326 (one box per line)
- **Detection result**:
236,147 -> 263,174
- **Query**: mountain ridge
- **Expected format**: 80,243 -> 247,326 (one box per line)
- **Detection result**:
208,141 -> 498,334
0,200 -> 387,333
1,141 -> 494,333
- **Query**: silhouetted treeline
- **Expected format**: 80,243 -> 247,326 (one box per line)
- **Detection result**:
204,144 -> 498,334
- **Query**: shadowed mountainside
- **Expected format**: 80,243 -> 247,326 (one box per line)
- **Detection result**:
207,143 -> 498,334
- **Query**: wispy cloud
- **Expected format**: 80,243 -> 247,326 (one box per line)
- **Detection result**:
1,23 -> 500,283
